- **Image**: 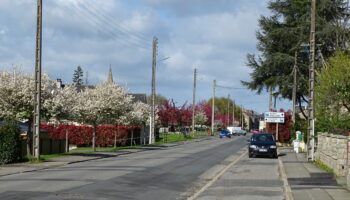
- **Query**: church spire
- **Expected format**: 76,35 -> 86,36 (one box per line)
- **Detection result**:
107,65 -> 113,83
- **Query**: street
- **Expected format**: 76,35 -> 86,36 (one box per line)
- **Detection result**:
0,135 -> 285,200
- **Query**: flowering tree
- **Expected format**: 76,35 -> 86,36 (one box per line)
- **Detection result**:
122,102 -> 151,145
194,111 -> 208,126
0,69 -> 55,155
73,82 -> 132,151
47,85 -> 78,152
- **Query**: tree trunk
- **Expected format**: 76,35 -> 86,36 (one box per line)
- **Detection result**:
92,124 -> 96,152
65,124 -> 69,153
131,128 -> 134,146
26,121 -> 32,156
114,127 -> 117,148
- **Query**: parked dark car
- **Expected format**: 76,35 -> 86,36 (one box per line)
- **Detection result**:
248,133 -> 277,158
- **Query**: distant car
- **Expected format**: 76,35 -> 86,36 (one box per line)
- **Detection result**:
248,133 -> 277,158
251,129 -> 260,134
219,129 -> 231,138
228,127 -> 246,136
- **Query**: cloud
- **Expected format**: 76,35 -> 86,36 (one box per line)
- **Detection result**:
0,0 -> 291,113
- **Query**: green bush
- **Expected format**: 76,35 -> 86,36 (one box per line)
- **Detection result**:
0,120 -> 21,164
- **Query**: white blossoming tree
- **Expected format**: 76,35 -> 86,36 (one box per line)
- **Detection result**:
0,69 -> 56,155
122,102 -> 151,145
47,85 -> 78,152
73,82 -> 133,151
194,111 -> 208,126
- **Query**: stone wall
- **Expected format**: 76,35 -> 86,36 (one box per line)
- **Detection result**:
316,133 -> 349,177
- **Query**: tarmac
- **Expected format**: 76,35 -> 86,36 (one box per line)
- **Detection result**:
1,139 -> 350,200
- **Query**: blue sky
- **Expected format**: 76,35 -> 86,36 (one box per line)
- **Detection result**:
0,0 -> 292,113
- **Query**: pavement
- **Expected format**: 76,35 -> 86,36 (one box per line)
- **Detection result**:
279,147 -> 350,200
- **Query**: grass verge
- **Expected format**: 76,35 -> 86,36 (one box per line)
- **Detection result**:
315,160 -> 334,174
25,132 -> 211,162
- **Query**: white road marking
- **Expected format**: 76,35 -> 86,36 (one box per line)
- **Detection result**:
187,150 -> 247,200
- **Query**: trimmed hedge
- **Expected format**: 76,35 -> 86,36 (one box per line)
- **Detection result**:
41,124 -> 141,146
0,120 -> 21,164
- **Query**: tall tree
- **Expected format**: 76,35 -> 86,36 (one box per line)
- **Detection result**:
243,0 -> 350,113
73,82 -> 133,151
47,85 -> 78,152
316,51 -> 350,133
0,69 -> 55,155
72,66 -> 84,86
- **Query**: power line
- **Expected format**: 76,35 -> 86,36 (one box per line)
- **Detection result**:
62,2 -> 151,51
77,1 -> 151,49
83,0 -> 151,42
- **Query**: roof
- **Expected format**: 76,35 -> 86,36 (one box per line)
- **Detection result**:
129,93 -> 147,104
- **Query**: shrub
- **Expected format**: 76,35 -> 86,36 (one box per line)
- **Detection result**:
0,120 -> 21,164
42,124 -> 140,146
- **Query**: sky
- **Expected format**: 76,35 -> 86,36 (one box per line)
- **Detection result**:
0,0 -> 292,113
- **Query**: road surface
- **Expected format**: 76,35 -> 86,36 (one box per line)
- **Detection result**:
0,135 -> 284,200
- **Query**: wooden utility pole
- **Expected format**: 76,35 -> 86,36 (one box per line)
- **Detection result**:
241,106 -> 244,129
192,68 -> 197,133
150,37 -> 158,144
227,94 -> 230,126
292,51 -> 298,123
232,100 -> 235,126
33,0 -> 42,159
211,80 -> 216,135
269,87 -> 273,111
308,0 -> 316,161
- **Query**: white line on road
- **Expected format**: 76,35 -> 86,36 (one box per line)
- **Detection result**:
187,150 -> 247,200
278,157 -> 294,200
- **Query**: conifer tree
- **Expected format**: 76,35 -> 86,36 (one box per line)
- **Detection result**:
72,66 -> 84,86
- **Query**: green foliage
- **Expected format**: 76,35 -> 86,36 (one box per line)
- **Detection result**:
316,51 -> 350,133
207,97 -> 241,117
315,160 -> 334,174
0,120 -> 21,164
147,94 -> 167,105
243,0 -> 350,105
72,66 -> 84,86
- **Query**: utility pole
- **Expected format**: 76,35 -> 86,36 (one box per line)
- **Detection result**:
241,105 -> 244,129
192,68 -> 197,133
232,100 -> 235,126
85,71 -> 89,85
33,0 -> 42,159
211,80 -> 216,135
227,94 -> 230,126
308,0 -> 316,161
150,37 -> 158,144
292,51 -> 298,123
269,87 -> 273,111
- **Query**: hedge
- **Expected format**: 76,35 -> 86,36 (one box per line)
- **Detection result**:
41,124 -> 141,146
0,120 -> 21,164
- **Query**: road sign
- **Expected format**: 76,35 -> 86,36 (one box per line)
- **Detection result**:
264,112 -> 284,118
265,117 -> 285,123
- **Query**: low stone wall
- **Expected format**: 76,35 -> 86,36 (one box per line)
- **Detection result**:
316,133 -> 349,177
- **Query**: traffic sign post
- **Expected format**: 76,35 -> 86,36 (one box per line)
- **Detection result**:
264,112 -> 285,141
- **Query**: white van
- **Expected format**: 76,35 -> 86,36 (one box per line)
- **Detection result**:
227,126 -> 246,136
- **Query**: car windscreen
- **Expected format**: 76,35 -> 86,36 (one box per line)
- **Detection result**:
251,135 -> 274,142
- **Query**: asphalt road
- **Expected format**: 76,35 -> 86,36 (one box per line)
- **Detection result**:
0,135 -> 283,200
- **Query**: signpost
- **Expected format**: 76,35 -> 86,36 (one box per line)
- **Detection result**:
264,112 -> 285,141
